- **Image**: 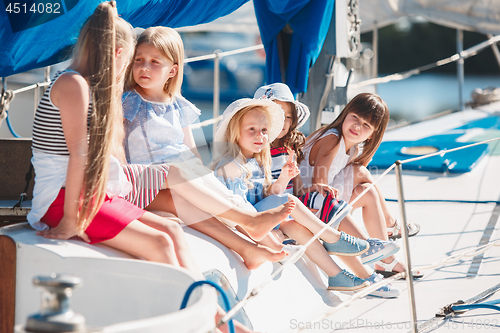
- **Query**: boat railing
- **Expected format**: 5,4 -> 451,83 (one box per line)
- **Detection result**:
217,136 -> 500,333
350,34 -> 500,89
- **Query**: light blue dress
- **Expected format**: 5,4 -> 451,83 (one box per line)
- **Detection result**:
122,89 -> 201,164
215,158 -> 289,214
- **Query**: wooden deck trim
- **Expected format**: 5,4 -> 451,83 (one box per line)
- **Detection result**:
0,235 -> 16,333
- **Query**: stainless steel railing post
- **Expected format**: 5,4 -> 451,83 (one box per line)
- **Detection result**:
395,161 -> 418,333
456,29 -> 465,111
213,51 -> 221,137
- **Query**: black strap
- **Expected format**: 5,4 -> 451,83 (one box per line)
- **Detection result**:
13,162 -> 34,208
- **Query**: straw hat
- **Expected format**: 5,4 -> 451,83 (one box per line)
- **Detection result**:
254,83 -> 310,128
214,98 -> 285,146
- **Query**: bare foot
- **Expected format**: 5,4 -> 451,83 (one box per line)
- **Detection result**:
245,200 -> 295,241
241,245 -> 287,270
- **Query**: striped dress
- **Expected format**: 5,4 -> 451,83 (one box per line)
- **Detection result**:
121,164 -> 170,209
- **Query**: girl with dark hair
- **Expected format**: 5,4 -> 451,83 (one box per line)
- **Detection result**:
300,93 -> 422,278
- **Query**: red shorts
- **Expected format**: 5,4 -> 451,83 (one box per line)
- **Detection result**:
41,189 -> 145,244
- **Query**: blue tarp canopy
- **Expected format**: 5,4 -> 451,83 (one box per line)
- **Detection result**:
253,0 -> 334,94
0,0 -> 247,77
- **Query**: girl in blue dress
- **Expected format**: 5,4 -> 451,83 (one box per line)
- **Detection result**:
121,27 -> 298,270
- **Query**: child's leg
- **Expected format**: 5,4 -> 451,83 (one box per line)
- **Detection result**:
374,183 -> 398,228
249,230 -> 284,252
285,194 -> 342,244
351,165 -> 397,234
198,222 -> 287,270
147,189 -> 287,270
350,166 -> 406,272
163,165 -> 295,240
350,182 -> 387,240
337,256 -> 372,279
100,216 -> 200,275
279,220 -> 341,277
135,212 -> 201,273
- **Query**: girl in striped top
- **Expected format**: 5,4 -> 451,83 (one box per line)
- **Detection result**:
30,2 -> 205,275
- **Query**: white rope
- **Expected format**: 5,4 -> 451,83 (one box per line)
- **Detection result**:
416,238 -> 500,271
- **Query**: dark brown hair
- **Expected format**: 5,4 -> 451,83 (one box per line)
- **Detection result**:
307,93 -> 390,166
272,102 -> 306,164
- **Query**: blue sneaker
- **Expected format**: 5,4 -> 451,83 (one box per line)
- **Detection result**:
323,232 -> 369,256
328,269 -> 370,291
360,238 -> 400,264
364,273 -> 401,298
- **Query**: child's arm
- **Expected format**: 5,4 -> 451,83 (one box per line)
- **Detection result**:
269,152 -> 299,195
36,73 -> 90,241
182,126 -> 202,160
215,161 -> 244,182
294,135 -> 341,197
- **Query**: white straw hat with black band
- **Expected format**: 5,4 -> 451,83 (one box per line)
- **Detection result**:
254,82 -> 310,129
214,98 -> 285,148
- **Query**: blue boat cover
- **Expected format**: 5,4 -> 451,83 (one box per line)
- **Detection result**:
0,0 -> 247,77
253,0 -> 334,94
370,133 -> 490,173
371,115 -> 500,172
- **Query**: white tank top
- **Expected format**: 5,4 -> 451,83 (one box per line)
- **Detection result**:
299,128 -> 357,189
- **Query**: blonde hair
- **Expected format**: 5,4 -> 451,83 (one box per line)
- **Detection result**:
125,26 -> 184,98
215,105 -> 273,196
71,1 -> 134,234
307,93 -> 390,167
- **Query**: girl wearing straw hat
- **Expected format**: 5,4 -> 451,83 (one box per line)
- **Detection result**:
213,97 -> 371,291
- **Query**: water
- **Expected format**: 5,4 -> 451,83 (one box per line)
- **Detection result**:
1,73 -> 499,140
376,73 -> 500,122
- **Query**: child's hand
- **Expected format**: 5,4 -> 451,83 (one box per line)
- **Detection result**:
280,151 -> 300,181
36,216 -> 90,242
312,183 -> 339,198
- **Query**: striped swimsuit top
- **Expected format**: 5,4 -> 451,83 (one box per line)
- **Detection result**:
32,69 -> 92,155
